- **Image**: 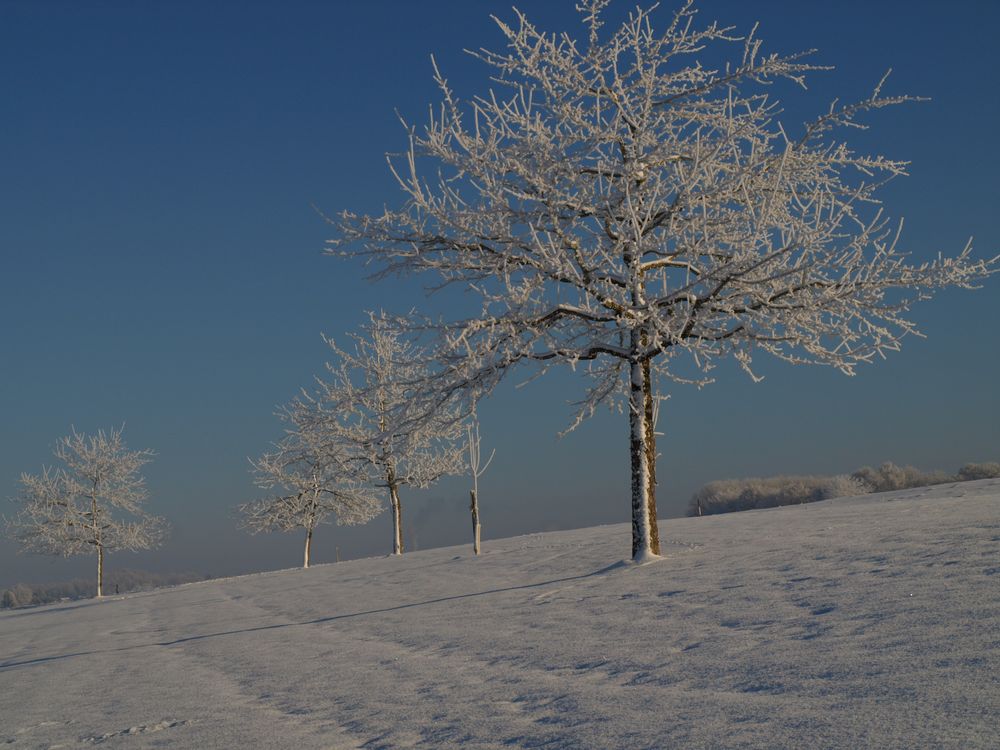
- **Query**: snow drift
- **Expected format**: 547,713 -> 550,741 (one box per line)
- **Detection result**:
1,480 -> 997,748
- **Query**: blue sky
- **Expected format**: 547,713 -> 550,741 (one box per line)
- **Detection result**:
2,0 -> 998,587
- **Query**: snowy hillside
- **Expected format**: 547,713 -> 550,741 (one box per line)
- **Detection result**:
2,480 -> 998,749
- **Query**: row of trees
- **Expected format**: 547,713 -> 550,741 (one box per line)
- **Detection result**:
3,320 -> 497,596
4,332 -> 498,596
237,315 -> 495,567
6,0 -> 998,595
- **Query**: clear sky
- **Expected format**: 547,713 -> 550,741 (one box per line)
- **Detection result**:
2,0 -> 998,587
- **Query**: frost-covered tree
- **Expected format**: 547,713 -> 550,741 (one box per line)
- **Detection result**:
464,410 -> 495,555
331,1 -> 997,560
297,312 -> 463,556
238,409 -> 381,568
6,428 -> 167,598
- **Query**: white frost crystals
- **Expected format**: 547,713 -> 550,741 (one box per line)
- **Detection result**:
5,427 -> 168,598
329,0 -> 998,560
238,404 -> 381,569
239,312 -> 463,562
292,311 -> 464,556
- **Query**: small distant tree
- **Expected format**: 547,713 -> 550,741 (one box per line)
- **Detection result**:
6,428 -> 167,598
298,312 -> 463,555
239,410 -> 381,568
332,0 -> 998,560
464,410 -> 495,555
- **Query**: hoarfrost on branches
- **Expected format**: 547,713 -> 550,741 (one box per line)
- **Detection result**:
6,427 -> 168,598
238,407 -> 381,569
330,1 -> 998,560
296,311 -> 463,555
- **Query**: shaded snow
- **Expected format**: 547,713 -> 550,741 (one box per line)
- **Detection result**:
2,480 -> 998,749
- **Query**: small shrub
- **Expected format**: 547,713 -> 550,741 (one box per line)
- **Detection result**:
690,456 -> 994,517
956,462 -> 1000,481
688,473 -> 870,516
851,462 -> 953,493
821,474 -> 871,499
1,584 -> 33,609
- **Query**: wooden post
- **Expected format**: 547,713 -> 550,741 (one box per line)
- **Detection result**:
470,489 -> 481,555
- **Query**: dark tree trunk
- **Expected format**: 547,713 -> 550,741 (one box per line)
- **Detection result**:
470,489 -> 481,555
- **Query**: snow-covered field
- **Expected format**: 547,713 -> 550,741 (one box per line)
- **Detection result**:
2,480 -> 998,749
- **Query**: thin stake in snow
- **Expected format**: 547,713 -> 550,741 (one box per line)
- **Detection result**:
466,410 -> 495,555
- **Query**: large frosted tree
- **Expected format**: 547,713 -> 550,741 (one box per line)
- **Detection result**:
297,312 -> 462,555
6,428 -> 167,598
239,408 -> 381,568
331,1 -> 997,560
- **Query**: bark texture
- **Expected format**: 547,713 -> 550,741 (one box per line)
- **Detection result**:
629,355 -> 660,560
96,545 -> 104,599
389,484 -> 403,555
642,357 -> 661,556
303,526 -> 313,568
470,489 -> 481,555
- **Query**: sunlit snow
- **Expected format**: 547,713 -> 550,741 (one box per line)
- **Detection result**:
2,480 -> 997,748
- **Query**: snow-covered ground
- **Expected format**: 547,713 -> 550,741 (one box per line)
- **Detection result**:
2,480 -> 998,749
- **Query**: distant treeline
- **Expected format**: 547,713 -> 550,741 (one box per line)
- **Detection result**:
1,569 -> 212,609
688,461 -> 1000,517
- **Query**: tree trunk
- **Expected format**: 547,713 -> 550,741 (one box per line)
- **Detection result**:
629,355 -> 660,561
92,487 -> 104,598
389,483 -> 404,555
303,525 -> 313,568
96,545 -> 104,598
642,355 -> 661,555
470,489 -> 481,555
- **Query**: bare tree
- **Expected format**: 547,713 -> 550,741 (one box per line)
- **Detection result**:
331,1 -> 997,561
465,410 -> 495,555
298,311 -> 463,556
238,409 -> 381,568
6,428 -> 167,598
